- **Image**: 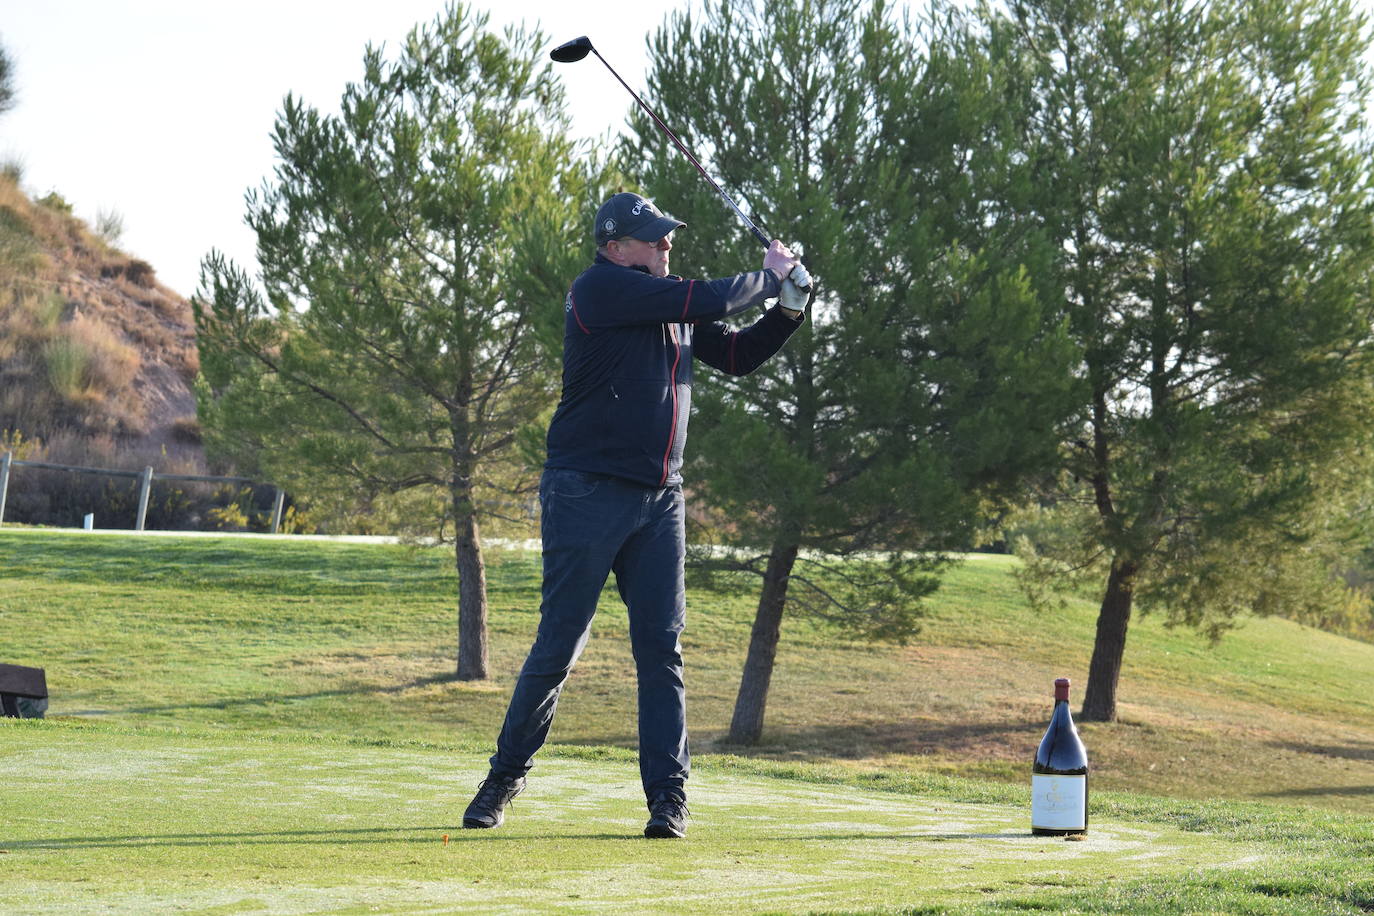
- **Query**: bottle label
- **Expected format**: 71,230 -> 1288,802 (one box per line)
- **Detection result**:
1031,774 -> 1086,830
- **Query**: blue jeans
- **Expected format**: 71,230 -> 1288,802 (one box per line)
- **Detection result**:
489,468 -> 689,802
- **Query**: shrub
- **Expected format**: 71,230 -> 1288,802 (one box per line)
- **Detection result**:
67,311 -> 140,395
36,191 -> 72,215
43,336 -> 90,396
0,202 -> 44,279
124,259 -> 154,287
208,500 -> 250,531
95,208 -> 123,245
207,486 -> 292,532
100,258 -> 156,288
33,291 -> 64,328
1,428 -> 40,460
0,200 -> 33,238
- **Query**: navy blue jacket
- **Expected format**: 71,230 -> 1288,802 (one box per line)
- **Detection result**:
545,253 -> 804,488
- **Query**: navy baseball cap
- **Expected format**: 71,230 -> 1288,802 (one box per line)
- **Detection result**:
594,192 -> 686,245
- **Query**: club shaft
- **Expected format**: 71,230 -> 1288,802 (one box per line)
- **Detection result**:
590,49 -> 771,249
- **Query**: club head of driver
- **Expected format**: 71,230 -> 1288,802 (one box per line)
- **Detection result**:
550,36 -> 594,63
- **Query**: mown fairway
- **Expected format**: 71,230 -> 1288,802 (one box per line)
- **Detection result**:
7,720 -> 1368,915
2,530 -> 1374,913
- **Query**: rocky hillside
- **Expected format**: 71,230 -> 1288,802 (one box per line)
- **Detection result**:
0,170 -> 202,469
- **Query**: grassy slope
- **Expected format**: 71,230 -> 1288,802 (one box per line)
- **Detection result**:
2,530 -> 1371,813
3,530 -> 1374,912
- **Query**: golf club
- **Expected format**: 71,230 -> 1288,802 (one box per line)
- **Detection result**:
550,35 -> 773,250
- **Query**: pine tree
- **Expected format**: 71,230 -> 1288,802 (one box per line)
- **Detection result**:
194,4 -> 599,679
992,0 -> 1374,720
630,0 -> 1080,743
0,41 -> 15,117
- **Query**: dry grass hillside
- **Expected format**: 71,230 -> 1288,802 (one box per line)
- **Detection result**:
0,170 -> 201,469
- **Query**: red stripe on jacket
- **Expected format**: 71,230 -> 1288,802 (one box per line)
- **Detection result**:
660,324 -> 682,487
569,291 -> 590,335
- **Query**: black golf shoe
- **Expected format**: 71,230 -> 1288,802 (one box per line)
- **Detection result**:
644,795 -> 688,839
462,771 -> 526,829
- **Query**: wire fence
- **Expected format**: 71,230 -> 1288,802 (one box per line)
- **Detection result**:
0,451 -> 285,533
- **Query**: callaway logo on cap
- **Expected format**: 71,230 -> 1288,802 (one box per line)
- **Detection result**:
594,192 -> 687,246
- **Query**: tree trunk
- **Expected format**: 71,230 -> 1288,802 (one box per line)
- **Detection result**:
453,487 -> 489,681
727,541 -> 800,745
1079,556 -> 1139,722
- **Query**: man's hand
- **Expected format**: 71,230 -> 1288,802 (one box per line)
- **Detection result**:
779,265 -> 811,317
763,240 -> 800,280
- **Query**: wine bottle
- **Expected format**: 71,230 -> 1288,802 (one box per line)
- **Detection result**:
1031,677 -> 1088,836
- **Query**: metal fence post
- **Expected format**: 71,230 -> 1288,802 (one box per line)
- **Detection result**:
0,451 -> 11,527
135,466 -> 153,531
270,488 -> 286,534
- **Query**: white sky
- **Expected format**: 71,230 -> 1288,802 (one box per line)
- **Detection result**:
0,1 -> 691,296
2,1 -> 1372,298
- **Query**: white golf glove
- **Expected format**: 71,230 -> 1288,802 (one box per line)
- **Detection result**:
778,264 -> 812,314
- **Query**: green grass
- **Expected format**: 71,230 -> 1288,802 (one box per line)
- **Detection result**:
41,336 -> 90,396
4,530 -> 1372,810
4,720 -> 1373,915
2,529 -> 1374,912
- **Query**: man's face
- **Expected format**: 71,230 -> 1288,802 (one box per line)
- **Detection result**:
610,232 -> 673,278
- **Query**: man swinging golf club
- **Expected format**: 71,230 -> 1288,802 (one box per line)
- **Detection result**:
463,192 -> 812,838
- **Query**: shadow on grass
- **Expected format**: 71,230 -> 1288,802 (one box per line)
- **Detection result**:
784,832 -> 1033,841
2,828 -> 1032,850
0,534 -> 460,597
1268,739 -> 1374,762
118,675 -> 458,714
1,827 -> 613,850
692,719 -> 1042,760
1260,785 -> 1374,799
